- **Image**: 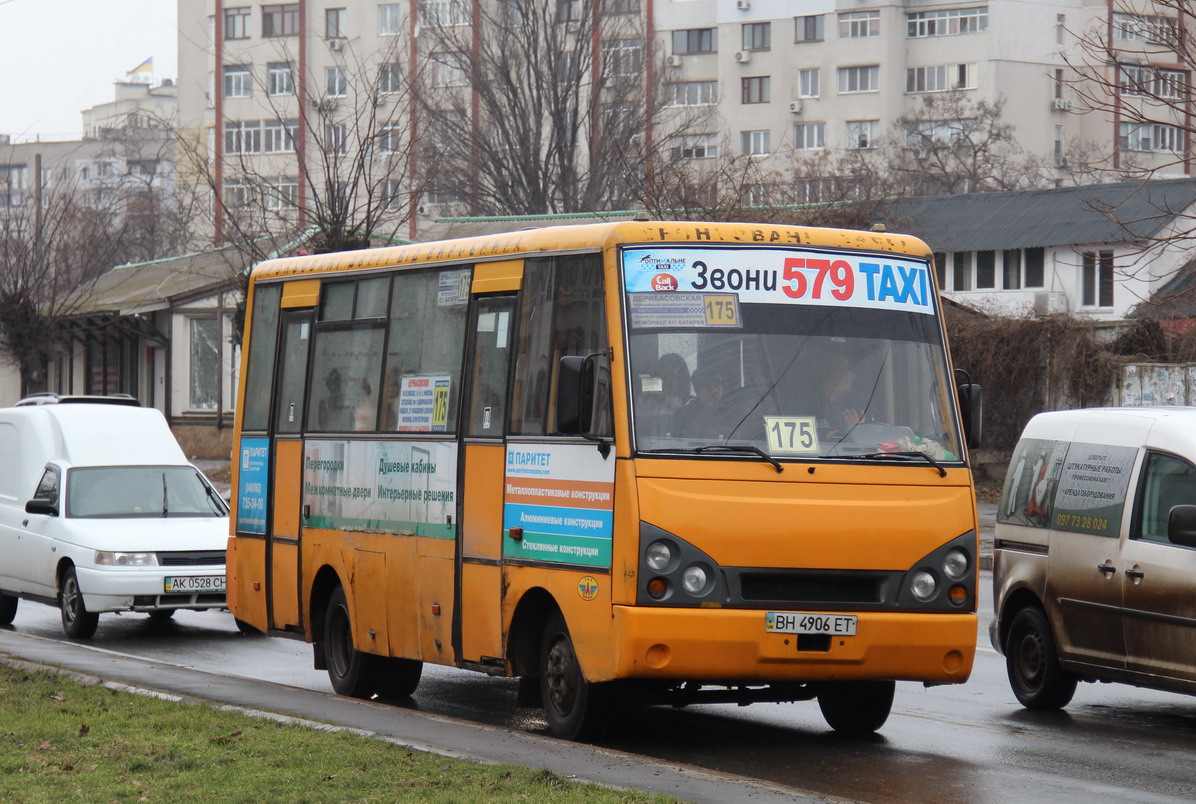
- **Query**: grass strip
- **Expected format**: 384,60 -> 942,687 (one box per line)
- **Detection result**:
0,661 -> 676,804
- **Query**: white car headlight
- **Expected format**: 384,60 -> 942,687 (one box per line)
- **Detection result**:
943,548 -> 969,580
95,551 -> 158,567
910,570 -> 937,601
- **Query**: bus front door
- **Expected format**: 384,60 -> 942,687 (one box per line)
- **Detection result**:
457,296 -> 516,665
268,309 -> 312,632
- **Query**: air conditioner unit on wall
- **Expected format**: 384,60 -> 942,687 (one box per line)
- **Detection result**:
736,0 -> 751,9
1053,97 -> 1071,110
734,50 -> 751,63
788,100 -> 803,114
667,54 -> 683,68
328,37 -> 344,51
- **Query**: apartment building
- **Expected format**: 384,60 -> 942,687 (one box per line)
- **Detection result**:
175,0 -> 1190,231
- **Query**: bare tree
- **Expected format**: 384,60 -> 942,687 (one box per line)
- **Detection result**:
417,0 -> 682,215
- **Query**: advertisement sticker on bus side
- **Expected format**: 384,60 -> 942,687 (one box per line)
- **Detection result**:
302,440 -> 458,538
503,444 -> 615,568
237,437 -> 270,535
621,247 -> 935,316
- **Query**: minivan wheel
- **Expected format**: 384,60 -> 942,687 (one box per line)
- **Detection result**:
60,567 -> 100,639
1005,606 -> 1077,710
0,591 -> 17,625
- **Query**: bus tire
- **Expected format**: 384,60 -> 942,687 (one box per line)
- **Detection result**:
0,591 -> 17,625
817,680 -> 894,734
539,610 -> 604,740
324,585 -> 377,698
375,656 -> 423,699
1005,606 -> 1077,710
60,566 -> 100,639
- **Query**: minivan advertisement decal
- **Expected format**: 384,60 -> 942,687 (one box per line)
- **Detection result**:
1000,438 -> 1136,537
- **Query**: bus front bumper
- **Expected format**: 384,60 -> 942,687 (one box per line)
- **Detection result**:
611,606 -> 976,684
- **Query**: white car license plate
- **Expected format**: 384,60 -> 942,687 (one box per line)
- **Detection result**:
164,575 -> 226,593
765,611 -> 857,636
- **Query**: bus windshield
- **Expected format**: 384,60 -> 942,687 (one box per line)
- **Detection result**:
624,245 -> 962,462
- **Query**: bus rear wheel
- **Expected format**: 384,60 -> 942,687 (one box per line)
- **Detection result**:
817,680 -> 895,734
539,611 -> 606,740
323,586 -> 422,699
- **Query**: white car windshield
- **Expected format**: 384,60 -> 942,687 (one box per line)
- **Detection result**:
623,245 -> 962,463
67,466 -> 227,519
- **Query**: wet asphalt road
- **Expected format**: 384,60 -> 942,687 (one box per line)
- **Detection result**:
3,573 -> 1196,803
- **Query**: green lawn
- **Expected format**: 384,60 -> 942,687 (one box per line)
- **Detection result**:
0,662 -> 676,804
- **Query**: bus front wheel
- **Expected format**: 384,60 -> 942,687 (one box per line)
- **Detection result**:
539,611 -> 604,740
817,680 -> 895,734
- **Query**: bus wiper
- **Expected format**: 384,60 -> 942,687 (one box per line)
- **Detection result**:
851,451 -> 947,478
639,445 -> 784,473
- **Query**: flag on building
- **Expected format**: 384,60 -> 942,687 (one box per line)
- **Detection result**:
126,57 -> 153,78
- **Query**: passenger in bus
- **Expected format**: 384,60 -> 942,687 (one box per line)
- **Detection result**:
638,353 -> 692,436
675,367 -> 727,438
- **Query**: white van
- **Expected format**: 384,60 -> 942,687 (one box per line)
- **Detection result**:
991,407 -> 1196,709
0,397 -> 230,638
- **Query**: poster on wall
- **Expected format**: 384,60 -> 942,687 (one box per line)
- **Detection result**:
503,444 -> 615,568
236,437 -> 270,535
303,440 -> 458,538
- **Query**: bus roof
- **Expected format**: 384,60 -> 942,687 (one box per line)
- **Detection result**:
250,220 -> 934,282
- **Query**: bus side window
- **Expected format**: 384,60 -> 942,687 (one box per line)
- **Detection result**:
305,279 -> 388,433
241,284 -> 282,433
509,254 -> 609,437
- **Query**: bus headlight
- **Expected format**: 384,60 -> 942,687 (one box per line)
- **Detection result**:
681,564 -> 712,596
910,570 -> 937,601
943,548 -> 969,580
646,541 -> 674,572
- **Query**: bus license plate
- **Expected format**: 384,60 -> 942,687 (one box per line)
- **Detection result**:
765,611 -> 857,636
164,575 -> 226,593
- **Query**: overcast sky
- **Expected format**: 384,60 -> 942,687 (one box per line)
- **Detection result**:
0,0 -> 178,142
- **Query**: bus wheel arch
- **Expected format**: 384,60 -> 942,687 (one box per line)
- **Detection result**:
507,588 -> 556,706
309,565 -> 345,671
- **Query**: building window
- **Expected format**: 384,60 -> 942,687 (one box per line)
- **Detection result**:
975,250 -> 996,288
262,4 -> 300,37
907,64 -> 976,93
1002,249 -> 1021,289
1112,12 -> 1175,46
224,7 -> 251,39
326,124 -> 348,155
420,0 -> 471,27
326,66 -> 349,97
268,62 -> 294,96
379,3 -> 403,35
795,15 -> 823,43
326,7 -> 346,38
743,22 -> 770,51
839,10 -> 879,38
602,0 -> 640,13
669,134 -> 718,160
1056,13 -> 1066,44
907,7 -> 988,38
666,81 -> 717,106
377,124 -> 403,153
673,28 -> 717,55
838,65 -> 879,93
952,252 -> 973,291
264,177 -> 299,211
263,119 -> 298,153
223,65 -> 252,98
189,318 -> 220,411
741,75 -> 770,104
224,120 -> 263,154
1025,247 -> 1045,287
741,129 -> 771,156
1121,65 -> 1185,99
798,68 -> 820,98
794,122 -> 825,150
430,52 -> 468,87
603,39 -> 643,78
1082,251 -> 1114,307
1120,122 -> 1183,153
846,120 -> 879,149
379,63 -> 402,94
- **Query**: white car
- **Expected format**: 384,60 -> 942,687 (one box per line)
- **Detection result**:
0,397 -> 230,638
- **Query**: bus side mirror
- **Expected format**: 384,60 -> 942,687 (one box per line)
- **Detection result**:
1168,505 -> 1196,548
557,356 -> 588,435
957,383 -> 983,449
